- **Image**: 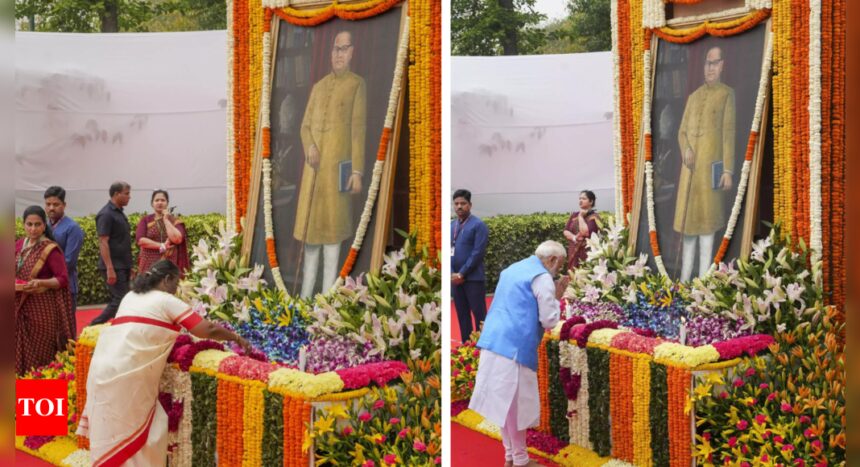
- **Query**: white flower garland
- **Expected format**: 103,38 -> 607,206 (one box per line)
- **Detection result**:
159,366 -> 194,467
226,0 -> 236,231
808,0 -> 822,264
559,341 -> 591,449
610,0 -> 624,220
60,449 -> 92,467
261,12 -> 410,294
643,28 -> 772,277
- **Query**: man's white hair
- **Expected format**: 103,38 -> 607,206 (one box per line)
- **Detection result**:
534,240 -> 566,259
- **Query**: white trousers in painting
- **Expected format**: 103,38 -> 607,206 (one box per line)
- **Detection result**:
680,233 -> 715,281
301,243 -> 341,298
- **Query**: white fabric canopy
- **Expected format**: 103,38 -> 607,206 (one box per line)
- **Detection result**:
15,31 -> 227,218
451,53 -> 615,217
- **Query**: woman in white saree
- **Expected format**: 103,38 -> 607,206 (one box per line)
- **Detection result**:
77,260 -> 250,466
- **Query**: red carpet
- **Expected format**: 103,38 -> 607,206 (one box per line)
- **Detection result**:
16,306 -> 103,466
452,422 -> 558,466
452,297 -> 559,466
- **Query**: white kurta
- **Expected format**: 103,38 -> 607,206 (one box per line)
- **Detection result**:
469,273 -> 560,431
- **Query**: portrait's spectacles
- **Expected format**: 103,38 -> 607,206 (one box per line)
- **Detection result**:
333,44 -> 353,54
705,58 -> 724,67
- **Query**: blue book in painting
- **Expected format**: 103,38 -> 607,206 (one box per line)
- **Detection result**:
711,161 -> 723,190
339,160 -> 352,192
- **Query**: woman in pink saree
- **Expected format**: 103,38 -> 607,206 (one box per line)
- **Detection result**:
77,260 -> 249,466
136,190 -> 190,277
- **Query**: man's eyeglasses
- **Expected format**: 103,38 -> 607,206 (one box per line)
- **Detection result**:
333,44 -> 353,54
705,58 -> 724,67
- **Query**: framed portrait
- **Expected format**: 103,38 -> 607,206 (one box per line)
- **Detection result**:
630,18 -> 772,282
243,3 -> 408,298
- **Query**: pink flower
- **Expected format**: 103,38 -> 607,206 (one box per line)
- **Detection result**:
745,367 -> 757,377
759,383 -> 769,389
473,349 -> 480,357
343,426 -> 353,435
800,415 -> 812,424
375,435 -> 387,444
755,414 -> 767,425
702,432 -> 711,441
804,428 -> 816,438
373,399 -> 386,410
761,454 -> 769,462
452,369 -> 460,377
464,364 -> 473,372
782,444 -> 795,452
795,460 -> 806,467
763,431 -> 771,439
398,428 -> 410,439
741,445 -> 749,455
389,417 -> 400,425
468,381 -> 474,389
767,392 -> 777,401
728,437 -> 737,447
781,402 -> 793,412
733,378 -> 744,387
719,391 -> 729,399
363,462 -> 375,467
747,398 -> 757,406
773,435 -> 784,444
815,462 -> 827,467
812,439 -> 823,449
359,412 -> 372,422
435,457 -> 441,465
384,454 -> 397,465
413,440 -> 427,452
736,420 -> 749,430
740,463 -> 751,467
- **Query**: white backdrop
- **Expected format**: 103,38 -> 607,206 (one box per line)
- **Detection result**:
451,53 -> 615,217
15,31 -> 228,218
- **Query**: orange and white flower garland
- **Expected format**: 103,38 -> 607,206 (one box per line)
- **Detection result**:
260,9 -> 410,293
642,23 -> 772,277
642,0 -> 771,28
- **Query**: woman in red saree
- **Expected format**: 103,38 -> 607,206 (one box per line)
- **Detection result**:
16,205 -> 75,374
77,260 -> 250,466
563,190 -> 601,271
136,190 -> 189,277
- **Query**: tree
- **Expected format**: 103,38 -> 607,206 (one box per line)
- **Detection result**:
452,0 -> 546,56
15,0 -> 226,32
563,0 -> 611,52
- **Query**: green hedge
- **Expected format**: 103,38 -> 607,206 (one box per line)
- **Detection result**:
16,212 -> 225,306
482,212 -> 612,292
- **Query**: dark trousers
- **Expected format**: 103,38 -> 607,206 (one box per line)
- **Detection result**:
69,292 -> 77,333
453,280 -> 487,342
91,269 -> 130,325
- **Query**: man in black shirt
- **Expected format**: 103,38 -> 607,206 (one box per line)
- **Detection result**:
90,181 -> 133,325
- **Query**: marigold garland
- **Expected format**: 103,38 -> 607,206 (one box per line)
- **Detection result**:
631,358 -> 652,466
666,366 -> 691,467
242,383 -> 265,466
537,335 -> 552,433
216,378 -> 245,466
609,353 -> 634,461
828,0 -> 845,308
73,342 -> 92,449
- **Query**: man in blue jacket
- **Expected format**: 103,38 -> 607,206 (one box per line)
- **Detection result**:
451,189 -> 489,342
469,240 -> 566,467
44,186 -> 85,330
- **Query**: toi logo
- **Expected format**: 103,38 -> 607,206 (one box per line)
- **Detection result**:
16,379 -> 69,436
